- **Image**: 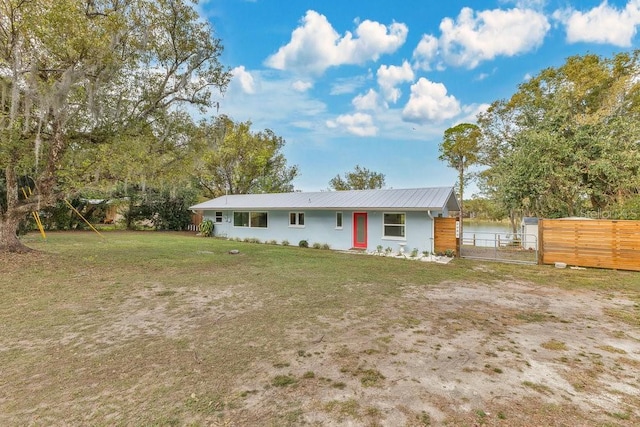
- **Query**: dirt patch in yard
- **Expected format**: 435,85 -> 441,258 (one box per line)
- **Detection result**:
224,281 -> 640,426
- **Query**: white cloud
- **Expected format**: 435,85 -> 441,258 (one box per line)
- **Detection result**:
329,74 -> 371,95
231,66 -> 256,94
474,68 -> 496,81
265,10 -> 408,75
326,113 -> 378,136
412,34 -> 439,71
402,78 -> 461,123
439,7 -> 550,68
352,89 -> 383,111
376,61 -> 414,103
289,120 -> 315,130
292,80 -> 313,92
553,1 -> 640,47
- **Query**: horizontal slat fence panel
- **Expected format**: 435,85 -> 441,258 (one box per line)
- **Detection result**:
540,219 -> 640,271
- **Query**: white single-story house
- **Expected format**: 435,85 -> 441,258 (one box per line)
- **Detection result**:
190,187 -> 460,254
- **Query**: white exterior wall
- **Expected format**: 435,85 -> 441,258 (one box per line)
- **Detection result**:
204,209 -> 438,254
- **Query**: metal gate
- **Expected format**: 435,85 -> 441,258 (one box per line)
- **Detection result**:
460,231 -> 538,264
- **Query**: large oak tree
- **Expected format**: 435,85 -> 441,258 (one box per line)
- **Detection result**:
0,0 -> 230,251
478,51 -> 640,220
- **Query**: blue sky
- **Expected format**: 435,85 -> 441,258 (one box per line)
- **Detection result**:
199,0 -> 640,195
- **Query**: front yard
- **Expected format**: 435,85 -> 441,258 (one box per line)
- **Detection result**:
1,232 -> 639,426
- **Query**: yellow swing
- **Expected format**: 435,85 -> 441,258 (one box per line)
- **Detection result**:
21,187 -> 46,241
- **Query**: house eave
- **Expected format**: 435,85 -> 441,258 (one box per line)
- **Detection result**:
192,206 -> 446,212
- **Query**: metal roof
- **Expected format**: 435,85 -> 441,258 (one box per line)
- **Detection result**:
190,187 -> 460,211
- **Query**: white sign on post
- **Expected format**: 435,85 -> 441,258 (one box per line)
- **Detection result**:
455,220 -> 460,238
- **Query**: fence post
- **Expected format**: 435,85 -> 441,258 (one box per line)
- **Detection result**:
455,219 -> 461,257
537,219 -> 544,265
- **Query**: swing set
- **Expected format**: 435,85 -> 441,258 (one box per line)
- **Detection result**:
22,187 -> 105,241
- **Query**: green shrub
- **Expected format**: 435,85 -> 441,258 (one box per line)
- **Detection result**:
199,219 -> 214,237
312,242 -> 322,249
321,243 -> 331,250
298,240 -> 309,248
152,190 -> 196,231
410,248 -> 419,258
281,239 -> 290,246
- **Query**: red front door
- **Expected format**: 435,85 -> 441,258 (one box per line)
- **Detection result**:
353,212 -> 368,249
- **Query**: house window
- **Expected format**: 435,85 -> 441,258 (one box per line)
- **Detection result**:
289,212 -> 305,227
250,212 -> 268,228
234,211 -> 268,228
234,212 -> 249,227
335,212 -> 343,229
214,211 -> 223,223
383,213 -> 406,239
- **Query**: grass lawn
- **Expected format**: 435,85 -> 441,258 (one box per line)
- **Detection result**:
1,231 -> 639,426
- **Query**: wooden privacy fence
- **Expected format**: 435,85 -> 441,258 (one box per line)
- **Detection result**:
539,219 -> 640,272
434,217 -> 459,255
188,210 -> 203,231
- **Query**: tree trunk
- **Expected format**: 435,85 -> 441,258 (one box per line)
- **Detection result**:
0,121 -> 66,252
0,214 -> 31,253
1,162 -> 31,252
509,210 -> 518,234
458,165 -> 464,252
